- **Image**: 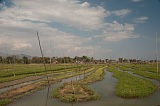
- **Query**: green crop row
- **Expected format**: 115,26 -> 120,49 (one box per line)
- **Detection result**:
107,65 -> 157,98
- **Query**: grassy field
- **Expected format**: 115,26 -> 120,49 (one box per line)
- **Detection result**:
107,65 -> 158,98
116,63 -> 160,82
0,66 -> 98,105
53,82 -> 99,102
0,99 -> 11,106
0,63 -> 159,105
53,66 -> 107,102
0,64 -> 91,83
78,66 -> 107,84
118,63 -> 160,73
0,64 -> 85,77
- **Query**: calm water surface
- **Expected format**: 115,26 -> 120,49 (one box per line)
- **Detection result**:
9,69 -> 160,106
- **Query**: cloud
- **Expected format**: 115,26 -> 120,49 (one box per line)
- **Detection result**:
0,0 -> 139,57
111,9 -> 131,17
0,0 -> 132,31
132,0 -> 143,2
0,17 -> 93,56
134,16 -> 149,23
0,0 -> 108,30
0,0 -> 99,56
81,2 -> 90,7
69,46 -> 112,57
12,42 -> 32,50
104,31 -> 139,41
96,21 -> 139,41
0,35 -> 32,51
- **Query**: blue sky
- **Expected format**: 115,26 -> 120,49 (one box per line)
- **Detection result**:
0,0 -> 159,59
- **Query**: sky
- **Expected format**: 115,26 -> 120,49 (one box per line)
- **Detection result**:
0,0 -> 160,59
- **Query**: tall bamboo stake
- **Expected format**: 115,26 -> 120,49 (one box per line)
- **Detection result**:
49,40 -> 52,70
156,32 -> 159,74
49,58 -> 52,71
36,32 -> 49,106
37,32 -> 47,73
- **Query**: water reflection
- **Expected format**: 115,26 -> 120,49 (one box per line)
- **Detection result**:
45,85 -> 50,106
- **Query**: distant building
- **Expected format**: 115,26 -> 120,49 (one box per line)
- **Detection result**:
123,58 -> 129,63
129,59 -> 137,63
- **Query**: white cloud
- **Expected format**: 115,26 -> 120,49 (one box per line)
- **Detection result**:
132,0 -> 143,2
81,2 -> 90,7
0,35 -> 32,50
134,16 -> 149,23
96,21 -> 139,41
105,21 -> 135,32
0,17 -> 93,56
69,46 -> 112,57
12,42 -> 32,50
0,0 -> 107,30
0,0 -> 96,56
0,0 -> 132,31
111,9 -> 131,17
104,31 -> 139,41
0,0 -> 139,57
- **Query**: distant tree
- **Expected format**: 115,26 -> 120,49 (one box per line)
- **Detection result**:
82,56 -> 88,63
118,58 -> 123,63
17,59 -> 23,64
44,57 -> 50,63
22,56 -> 29,64
91,57 -> 94,62
5,56 -> 14,64
57,57 -> 63,63
51,57 -> 56,63
31,57 -> 43,63
11,55 -> 18,64
0,55 -> 99,64
74,56 -> 81,63
0,56 -> 3,63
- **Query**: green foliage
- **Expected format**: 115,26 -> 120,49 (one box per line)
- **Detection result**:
117,64 -> 160,81
0,64 -> 89,83
0,55 -> 103,64
0,66 -> 97,106
78,66 -> 107,84
52,66 -> 106,102
0,99 -> 11,106
107,65 -> 157,98
22,56 -> 29,64
53,83 -> 100,102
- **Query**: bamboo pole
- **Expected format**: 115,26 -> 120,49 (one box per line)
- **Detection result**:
49,40 -> 52,70
37,32 -> 47,73
36,32 -> 51,106
71,80 -> 75,94
156,32 -> 159,74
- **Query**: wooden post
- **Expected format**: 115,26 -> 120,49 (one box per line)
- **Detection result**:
71,80 -> 75,94
50,57 -> 52,70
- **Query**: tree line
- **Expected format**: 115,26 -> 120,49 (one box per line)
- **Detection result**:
0,56 -> 105,64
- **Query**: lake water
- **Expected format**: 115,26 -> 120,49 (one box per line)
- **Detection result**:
9,69 -> 160,106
